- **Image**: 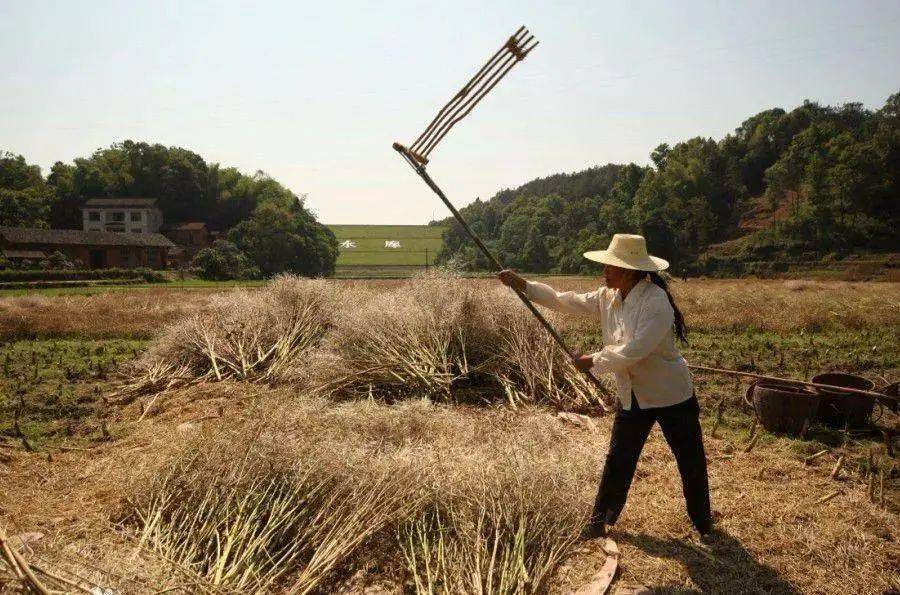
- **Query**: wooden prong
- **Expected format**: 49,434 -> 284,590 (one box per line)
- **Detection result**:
522,39 -> 540,56
406,26 -> 538,161
816,491 -> 840,505
804,449 -> 829,465
409,149 -> 429,165
830,455 -> 845,479
743,432 -> 760,453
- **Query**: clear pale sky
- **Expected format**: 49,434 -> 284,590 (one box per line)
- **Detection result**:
2,1 -> 899,224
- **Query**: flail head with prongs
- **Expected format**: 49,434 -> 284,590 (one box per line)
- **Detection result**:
394,26 -> 538,167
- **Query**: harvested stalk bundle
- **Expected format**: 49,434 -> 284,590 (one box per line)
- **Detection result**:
316,272 -> 613,409
316,274 -> 476,400
401,453 -> 583,594
124,272 -> 612,411
492,303 -> 612,411
126,401 -> 589,594
120,276 -> 341,398
128,432 -> 418,594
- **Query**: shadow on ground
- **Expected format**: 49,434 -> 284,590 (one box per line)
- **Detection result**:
617,530 -> 799,594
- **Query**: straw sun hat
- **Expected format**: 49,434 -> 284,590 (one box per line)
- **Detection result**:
583,234 -> 669,272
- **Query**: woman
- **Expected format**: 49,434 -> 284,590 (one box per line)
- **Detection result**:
498,233 -> 712,539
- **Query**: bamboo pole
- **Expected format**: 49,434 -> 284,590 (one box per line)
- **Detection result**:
688,364 -> 895,402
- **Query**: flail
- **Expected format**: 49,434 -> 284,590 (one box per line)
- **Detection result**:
392,28 -> 608,393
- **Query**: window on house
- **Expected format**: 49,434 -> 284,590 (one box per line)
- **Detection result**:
88,211 -> 101,221
130,211 -> 142,222
109,212 -> 125,222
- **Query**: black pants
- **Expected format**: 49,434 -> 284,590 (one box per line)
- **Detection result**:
591,394 -> 712,534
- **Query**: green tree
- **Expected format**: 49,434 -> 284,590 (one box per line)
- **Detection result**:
228,201 -> 338,277
0,152 -> 55,227
521,223 -> 551,272
192,240 -> 260,280
650,144 -> 670,169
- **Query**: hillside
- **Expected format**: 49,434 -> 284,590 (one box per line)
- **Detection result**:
434,93 -> 900,276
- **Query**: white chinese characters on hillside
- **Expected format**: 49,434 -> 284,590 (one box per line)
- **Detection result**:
385,240 -> 401,249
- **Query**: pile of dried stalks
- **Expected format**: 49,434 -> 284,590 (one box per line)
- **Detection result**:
124,272 -> 612,410
130,435 -> 417,593
119,276 -> 341,398
124,398 -> 589,593
318,273 -> 607,409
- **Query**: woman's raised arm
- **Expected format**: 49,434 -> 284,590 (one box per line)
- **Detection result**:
498,269 -> 600,317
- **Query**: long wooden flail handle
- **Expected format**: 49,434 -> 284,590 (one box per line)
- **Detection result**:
689,364 -> 897,401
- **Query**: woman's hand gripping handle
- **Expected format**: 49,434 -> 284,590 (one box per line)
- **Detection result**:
498,269 -> 526,293
497,269 -> 596,374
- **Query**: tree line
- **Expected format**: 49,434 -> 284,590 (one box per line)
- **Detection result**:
434,93 -> 900,274
0,141 -> 338,278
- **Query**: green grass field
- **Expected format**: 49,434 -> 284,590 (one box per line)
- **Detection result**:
328,224 -> 446,267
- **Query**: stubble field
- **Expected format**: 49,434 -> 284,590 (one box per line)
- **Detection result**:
0,275 -> 897,594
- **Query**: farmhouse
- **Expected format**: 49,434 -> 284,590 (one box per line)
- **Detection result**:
164,222 -> 212,266
0,227 -> 175,269
81,198 -> 164,234
167,222 -> 209,249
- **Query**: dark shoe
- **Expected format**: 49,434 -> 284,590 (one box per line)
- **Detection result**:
579,522 -> 607,540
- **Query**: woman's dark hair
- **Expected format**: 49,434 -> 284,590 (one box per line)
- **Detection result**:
648,272 -> 688,343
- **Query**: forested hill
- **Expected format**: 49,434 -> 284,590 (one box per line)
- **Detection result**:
433,93 -> 900,274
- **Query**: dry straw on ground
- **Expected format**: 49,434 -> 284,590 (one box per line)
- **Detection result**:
119,276 -> 341,397
1,275 -> 897,593
0,289 -> 213,340
318,273 -> 606,408
2,277 -> 897,341
545,277 -> 900,334
125,400 -> 587,594
2,387 -> 896,593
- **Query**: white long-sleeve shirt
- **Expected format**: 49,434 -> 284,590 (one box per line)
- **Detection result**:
525,277 -> 693,410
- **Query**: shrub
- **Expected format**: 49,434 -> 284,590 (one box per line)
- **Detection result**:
0,268 -> 165,283
48,250 -> 74,269
191,239 -> 260,281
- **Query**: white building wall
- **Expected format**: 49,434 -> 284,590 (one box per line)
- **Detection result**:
82,208 -> 163,233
